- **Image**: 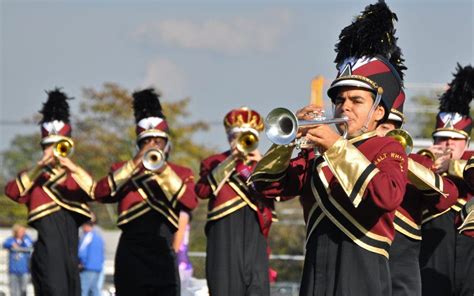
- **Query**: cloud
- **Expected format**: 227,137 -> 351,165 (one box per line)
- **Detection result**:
141,57 -> 186,100
133,10 -> 292,55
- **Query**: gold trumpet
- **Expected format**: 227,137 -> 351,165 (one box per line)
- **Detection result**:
53,138 -> 74,158
236,132 -> 259,155
143,148 -> 165,171
417,149 -> 436,161
386,129 -> 413,154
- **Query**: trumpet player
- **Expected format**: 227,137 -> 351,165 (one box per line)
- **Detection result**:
376,101 -> 459,296
250,3 -> 410,295
93,88 -> 197,296
4,89 -> 94,296
195,107 -> 277,296
419,64 -> 474,296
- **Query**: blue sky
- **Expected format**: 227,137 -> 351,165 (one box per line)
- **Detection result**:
1,0 -> 473,152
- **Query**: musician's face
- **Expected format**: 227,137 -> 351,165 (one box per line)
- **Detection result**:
333,87 -> 385,136
434,136 -> 467,160
139,136 -> 167,150
376,120 -> 399,137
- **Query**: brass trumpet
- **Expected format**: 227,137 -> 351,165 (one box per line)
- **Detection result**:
386,129 -> 413,154
143,148 -> 165,171
53,138 -> 74,158
265,107 -> 349,146
417,149 -> 436,161
236,132 -> 259,155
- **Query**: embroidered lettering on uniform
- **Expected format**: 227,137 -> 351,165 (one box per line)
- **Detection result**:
390,152 -> 405,172
373,153 -> 388,165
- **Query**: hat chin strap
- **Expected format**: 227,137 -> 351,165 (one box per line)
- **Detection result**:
357,88 -> 383,137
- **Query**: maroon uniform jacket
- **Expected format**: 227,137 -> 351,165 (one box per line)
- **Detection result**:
195,151 -> 277,237
393,154 -> 459,241
251,131 -> 408,258
421,151 -> 474,237
94,160 -> 197,230
5,165 -> 93,223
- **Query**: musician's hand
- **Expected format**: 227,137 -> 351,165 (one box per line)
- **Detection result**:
38,146 -> 55,167
58,157 -> 80,174
133,141 -> 155,167
305,124 -> 341,151
246,149 -> 262,163
295,105 -> 325,138
230,140 -> 245,160
433,154 -> 451,174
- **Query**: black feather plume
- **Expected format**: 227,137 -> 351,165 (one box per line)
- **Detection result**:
334,0 -> 406,80
439,64 -> 474,115
132,88 -> 165,123
39,88 -> 72,123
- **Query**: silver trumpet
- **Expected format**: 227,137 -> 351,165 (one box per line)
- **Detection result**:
143,148 -> 165,171
265,107 -> 349,146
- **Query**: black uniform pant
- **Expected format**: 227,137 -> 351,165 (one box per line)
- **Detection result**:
31,209 -> 82,296
115,211 -> 179,296
205,205 -> 270,296
300,218 -> 391,296
389,232 -> 421,296
420,211 -> 474,296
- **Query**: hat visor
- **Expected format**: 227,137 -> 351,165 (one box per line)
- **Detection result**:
227,126 -> 259,137
388,112 -> 404,123
432,129 -> 469,139
137,130 -> 169,142
327,78 -> 376,100
41,135 -> 71,145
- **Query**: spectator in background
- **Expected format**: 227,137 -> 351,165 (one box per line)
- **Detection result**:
173,211 -> 193,295
2,224 -> 33,296
78,219 -> 105,296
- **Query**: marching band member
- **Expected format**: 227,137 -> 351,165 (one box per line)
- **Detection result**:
419,64 -> 474,296
377,104 -> 459,296
93,89 -> 198,296
4,89 -> 94,296
195,107 -> 277,296
250,2 -> 408,295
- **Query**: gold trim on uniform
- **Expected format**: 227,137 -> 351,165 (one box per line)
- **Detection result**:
458,202 -> 474,233
210,196 -> 241,212
451,198 -> 467,212
153,165 -> 185,202
305,203 -> 324,245
394,211 -> 422,241
110,160 -> 138,196
207,199 -> 248,221
323,137 -> 380,208
228,182 -> 258,212
42,170 -> 92,219
17,165 -> 44,196
313,161 -> 391,258
421,208 -> 451,224
250,144 -> 295,183
28,205 -> 62,223
71,166 -> 95,199
407,159 -> 446,196
448,159 -> 467,179
133,176 -> 179,228
117,202 -> 152,226
210,156 -> 236,190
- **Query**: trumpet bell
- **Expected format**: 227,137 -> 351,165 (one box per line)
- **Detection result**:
386,129 -> 413,154
236,132 -> 259,154
53,139 -> 74,158
417,149 -> 436,161
265,108 -> 298,145
143,149 -> 165,171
